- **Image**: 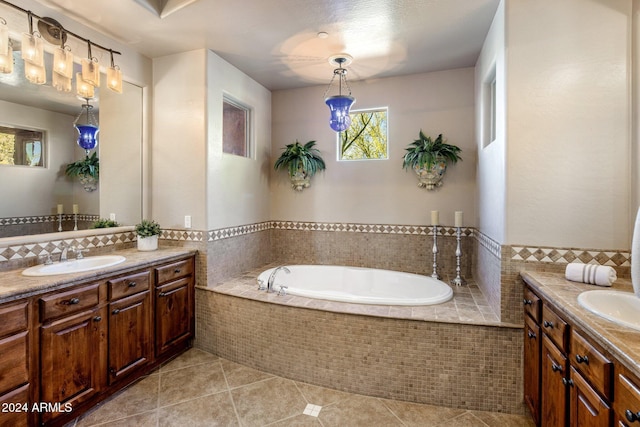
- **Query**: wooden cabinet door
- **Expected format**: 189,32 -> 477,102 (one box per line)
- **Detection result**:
524,315 -> 541,425
155,277 -> 192,356
542,334 -> 568,427
39,307 -> 106,425
108,291 -> 152,384
568,366 -> 611,427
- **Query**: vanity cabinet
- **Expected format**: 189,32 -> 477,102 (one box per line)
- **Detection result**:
0,253 -> 195,427
524,283 -> 615,427
0,300 -> 31,427
524,287 -> 542,425
614,366 -> 640,426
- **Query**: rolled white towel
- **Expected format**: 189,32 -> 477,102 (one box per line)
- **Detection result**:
565,263 -> 617,287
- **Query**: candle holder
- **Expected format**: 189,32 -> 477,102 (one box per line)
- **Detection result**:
451,226 -> 466,286
431,225 -> 440,279
73,213 -> 78,231
57,213 -> 63,232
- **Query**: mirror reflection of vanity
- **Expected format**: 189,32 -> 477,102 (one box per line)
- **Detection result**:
0,73 -> 143,238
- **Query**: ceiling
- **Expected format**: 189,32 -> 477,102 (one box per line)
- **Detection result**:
31,0 -> 500,91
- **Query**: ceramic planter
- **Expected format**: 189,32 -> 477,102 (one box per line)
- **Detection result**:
80,175 -> 98,192
137,235 -> 158,251
413,161 -> 447,190
290,170 -> 310,191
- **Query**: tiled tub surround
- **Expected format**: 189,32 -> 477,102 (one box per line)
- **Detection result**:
520,271 -> 640,381
196,265 -> 525,415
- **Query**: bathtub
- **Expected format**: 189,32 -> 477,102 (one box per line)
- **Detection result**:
257,265 -> 452,305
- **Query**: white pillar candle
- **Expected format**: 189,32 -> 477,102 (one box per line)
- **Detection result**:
57,204 -> 63,214
455,211 -> 463,227
73,204 -> 79,214
431,210 -> 439,226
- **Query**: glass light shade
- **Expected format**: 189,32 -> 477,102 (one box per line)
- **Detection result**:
24,61 -> 46,85
81,57 -> 100,87
21,32 -> 44,66
0,21 -> 8,56
75,124 -> 99,151
52,71 -> 71,92
53,47 -> 73,79
325,95 -> 355,132
0,44 -> 12,74
107,66 -> 122,93
76,72 -> 95,98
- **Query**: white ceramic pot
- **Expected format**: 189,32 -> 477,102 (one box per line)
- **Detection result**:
137,235 -> 158,251
413,161 -> 447,190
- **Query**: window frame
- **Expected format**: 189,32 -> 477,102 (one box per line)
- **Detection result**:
337,107 -> 389,162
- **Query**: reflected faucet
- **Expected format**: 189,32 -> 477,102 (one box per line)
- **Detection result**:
267,266 -> 290,293
60,245 -> 70,262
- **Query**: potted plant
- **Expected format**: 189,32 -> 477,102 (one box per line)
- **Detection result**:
91,218 -> 120,228
65,151 -> 99,192
135,219 -> 162,251
402,131 -> 462,190
274,140 -> 326,191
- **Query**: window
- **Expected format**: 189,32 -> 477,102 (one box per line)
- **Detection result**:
0,125 -> 45,167
223,96 -> 251,157
483,67 -> 497,147
339,108 -> 388,161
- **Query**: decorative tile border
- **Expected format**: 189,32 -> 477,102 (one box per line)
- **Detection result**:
509,245 -> 630,267
0,214 -> 99,225
474,230 -> 502,259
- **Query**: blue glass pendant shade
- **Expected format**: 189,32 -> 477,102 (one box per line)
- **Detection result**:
325,95 -> 355,132
75,124 -> 99,151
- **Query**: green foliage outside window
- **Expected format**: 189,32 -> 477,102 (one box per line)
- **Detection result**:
339,109 -> 388,160
0,132 -> 15,165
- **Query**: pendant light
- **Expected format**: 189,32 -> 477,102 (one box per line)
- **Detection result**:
75,72 -> 94,99
324,54 -> 355,132
0,40 -> 12,74
107,50 -> 122,93
82,40 -> 100,87
0,17 -> 8,55
73,99 -> 99,154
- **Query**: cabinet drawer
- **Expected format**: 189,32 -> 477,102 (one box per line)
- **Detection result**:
156,259 -> 193,285
39,283 -> 100,323
0,300 -> 28,339
615,369 -> 640,426
542,305 -> 569,353
108,270 -> 151,300
0,383 -> 30,427
0,331 -> 29,395
570,330 -> 613,400
523,286 -> 541,323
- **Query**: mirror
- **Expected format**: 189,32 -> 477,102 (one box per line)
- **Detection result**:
0,52 -> 143,238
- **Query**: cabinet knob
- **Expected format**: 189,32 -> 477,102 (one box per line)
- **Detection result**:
575,354 -> 589,365
174,268 -> 181,274
527,331 -> 537,339
112,309 -> 120,315
523,299 -> 532,305
93,316 -> 102,322
543,320 -> 554,328
158,292 -> 167,297
551,362 -> 563,373
68,297 -> 80,305
562,378 -> 574,387
127,281 -> 137,288
625,410 -> 640,423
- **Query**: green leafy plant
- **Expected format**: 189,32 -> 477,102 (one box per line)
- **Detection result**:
402,131 -> 462,171
65,151 -> 99,179
91,218 -> 120,228
135,219 -> 162,237
274,140 -> 326,177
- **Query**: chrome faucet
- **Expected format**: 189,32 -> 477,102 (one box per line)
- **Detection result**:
59,245 -> 75,262
267,266 -> 290,293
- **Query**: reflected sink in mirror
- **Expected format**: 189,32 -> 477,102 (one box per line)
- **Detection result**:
577,290 -> 640,332
22,255 -> 126,276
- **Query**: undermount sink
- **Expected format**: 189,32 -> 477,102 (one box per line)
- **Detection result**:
577,290 -> 640,332
22,255 -> 126,277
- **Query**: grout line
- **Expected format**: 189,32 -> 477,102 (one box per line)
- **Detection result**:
219,359 -> 244,426
378,398 -> 409,427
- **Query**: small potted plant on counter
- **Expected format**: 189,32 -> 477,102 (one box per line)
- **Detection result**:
91,218 -> 120,228
135,219 -> 162,251
274,140 -> 326,191
402,131 -> 462,190
65,151 -> 99,192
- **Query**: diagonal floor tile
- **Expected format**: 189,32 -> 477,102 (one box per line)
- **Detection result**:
318,395 -> 404,427
230,377 -> 308,427
76,374 -> 159,426
159,362 -> 227,406
90,410 -> 158,427
294,381 -> 351,407
382,398 -> 467,426
158,391 -> 239,427
160,348 -> 220,373
437,412 -> 491,426
471,409 -> 536,427
220,358 -> 274,388
268,413 -> 324,426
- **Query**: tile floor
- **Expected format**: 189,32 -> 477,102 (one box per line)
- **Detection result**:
68,348 -> 535,427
